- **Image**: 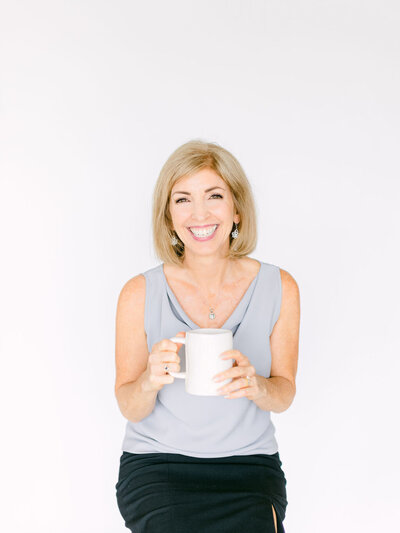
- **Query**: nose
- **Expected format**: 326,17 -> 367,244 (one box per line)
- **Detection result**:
191,199 -> 209,220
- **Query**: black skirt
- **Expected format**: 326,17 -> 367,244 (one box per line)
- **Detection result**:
115,451 -> 288,532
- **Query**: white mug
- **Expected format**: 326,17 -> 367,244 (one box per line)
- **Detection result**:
168,328 -> 234,396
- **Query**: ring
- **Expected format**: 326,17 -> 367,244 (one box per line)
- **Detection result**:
246,375 -> 251,387
164,365 -> 169,373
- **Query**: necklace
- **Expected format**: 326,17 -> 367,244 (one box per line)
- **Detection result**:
196,284 -> 225,320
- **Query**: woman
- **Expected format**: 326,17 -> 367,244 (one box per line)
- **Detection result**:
114,140 -> 300,532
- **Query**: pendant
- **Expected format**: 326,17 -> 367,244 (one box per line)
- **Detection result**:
209,308 -> 216,320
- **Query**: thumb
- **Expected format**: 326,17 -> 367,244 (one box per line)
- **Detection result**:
174,331 -> 186,346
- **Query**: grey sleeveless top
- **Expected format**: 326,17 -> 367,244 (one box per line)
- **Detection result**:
121,259 -> 282,458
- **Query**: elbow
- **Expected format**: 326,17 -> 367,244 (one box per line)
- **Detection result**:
276,380 -> 296,413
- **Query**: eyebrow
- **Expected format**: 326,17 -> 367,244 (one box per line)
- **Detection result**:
171,186 -> 225,196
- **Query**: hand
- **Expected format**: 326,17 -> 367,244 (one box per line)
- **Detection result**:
142,332 -> 185,392
213,349 -> 266,401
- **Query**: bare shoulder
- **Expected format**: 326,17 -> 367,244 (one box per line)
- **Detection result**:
270,267 -> 300,394
116,273 -> 147,346
279,268 -> 300,299
115,274 -> 148,393
277,267 -> 300,326
118,273 -> 146,302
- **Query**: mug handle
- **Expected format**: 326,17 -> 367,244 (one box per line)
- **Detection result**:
168,336 -> 187,379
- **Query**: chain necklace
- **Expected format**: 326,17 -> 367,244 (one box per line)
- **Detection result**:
195,284 -> 225,320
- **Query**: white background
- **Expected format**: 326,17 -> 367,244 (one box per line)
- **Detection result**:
1,1 -> 399,531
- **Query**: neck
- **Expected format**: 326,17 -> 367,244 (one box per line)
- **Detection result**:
180,254 -> 237,298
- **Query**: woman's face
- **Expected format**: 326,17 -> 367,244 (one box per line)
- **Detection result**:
169,167 -> 240,258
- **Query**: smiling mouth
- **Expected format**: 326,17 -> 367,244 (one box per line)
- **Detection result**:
188,224 -> 219,238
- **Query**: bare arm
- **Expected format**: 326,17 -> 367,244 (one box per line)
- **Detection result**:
253,268 -> 300,413
114,275 -> 183,423
116,373 -> 159,423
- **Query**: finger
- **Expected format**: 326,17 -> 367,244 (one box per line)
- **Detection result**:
163,362 -> 181,374
173,331 -> 186,342
160,350 -> 181,362
157,338 -> 183,352
213,365 -> 255,382
220,350 -> 249,365
172,331 -> 186,339
223,387 -> 249,399
149,350 -> 180,364
149,374 -> 174,386
217,376 -> 250,394
150,361 -> 180,376
220,349 -> 241,358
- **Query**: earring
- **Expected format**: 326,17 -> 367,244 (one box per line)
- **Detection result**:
231,222 -> 239,239
171,233 -> 178,246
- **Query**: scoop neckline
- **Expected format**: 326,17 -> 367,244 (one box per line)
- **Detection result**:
161,260 -> 262,330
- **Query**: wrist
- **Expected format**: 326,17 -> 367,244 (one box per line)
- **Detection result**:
248,375 -> 269,410
139,370 -> 151,393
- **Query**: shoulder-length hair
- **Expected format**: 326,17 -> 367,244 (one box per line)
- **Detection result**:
152,139 -> 258,266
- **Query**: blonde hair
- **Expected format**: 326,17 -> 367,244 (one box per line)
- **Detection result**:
152,139 -> 258,266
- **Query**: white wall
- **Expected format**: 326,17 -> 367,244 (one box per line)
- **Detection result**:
1,1 -> 399,531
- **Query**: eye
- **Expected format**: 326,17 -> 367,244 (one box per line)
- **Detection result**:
175,193 -> 223,204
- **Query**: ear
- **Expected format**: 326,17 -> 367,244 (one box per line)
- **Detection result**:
234,213 -> 240,224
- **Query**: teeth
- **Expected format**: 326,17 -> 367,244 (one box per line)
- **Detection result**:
189,224 -> 218,237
